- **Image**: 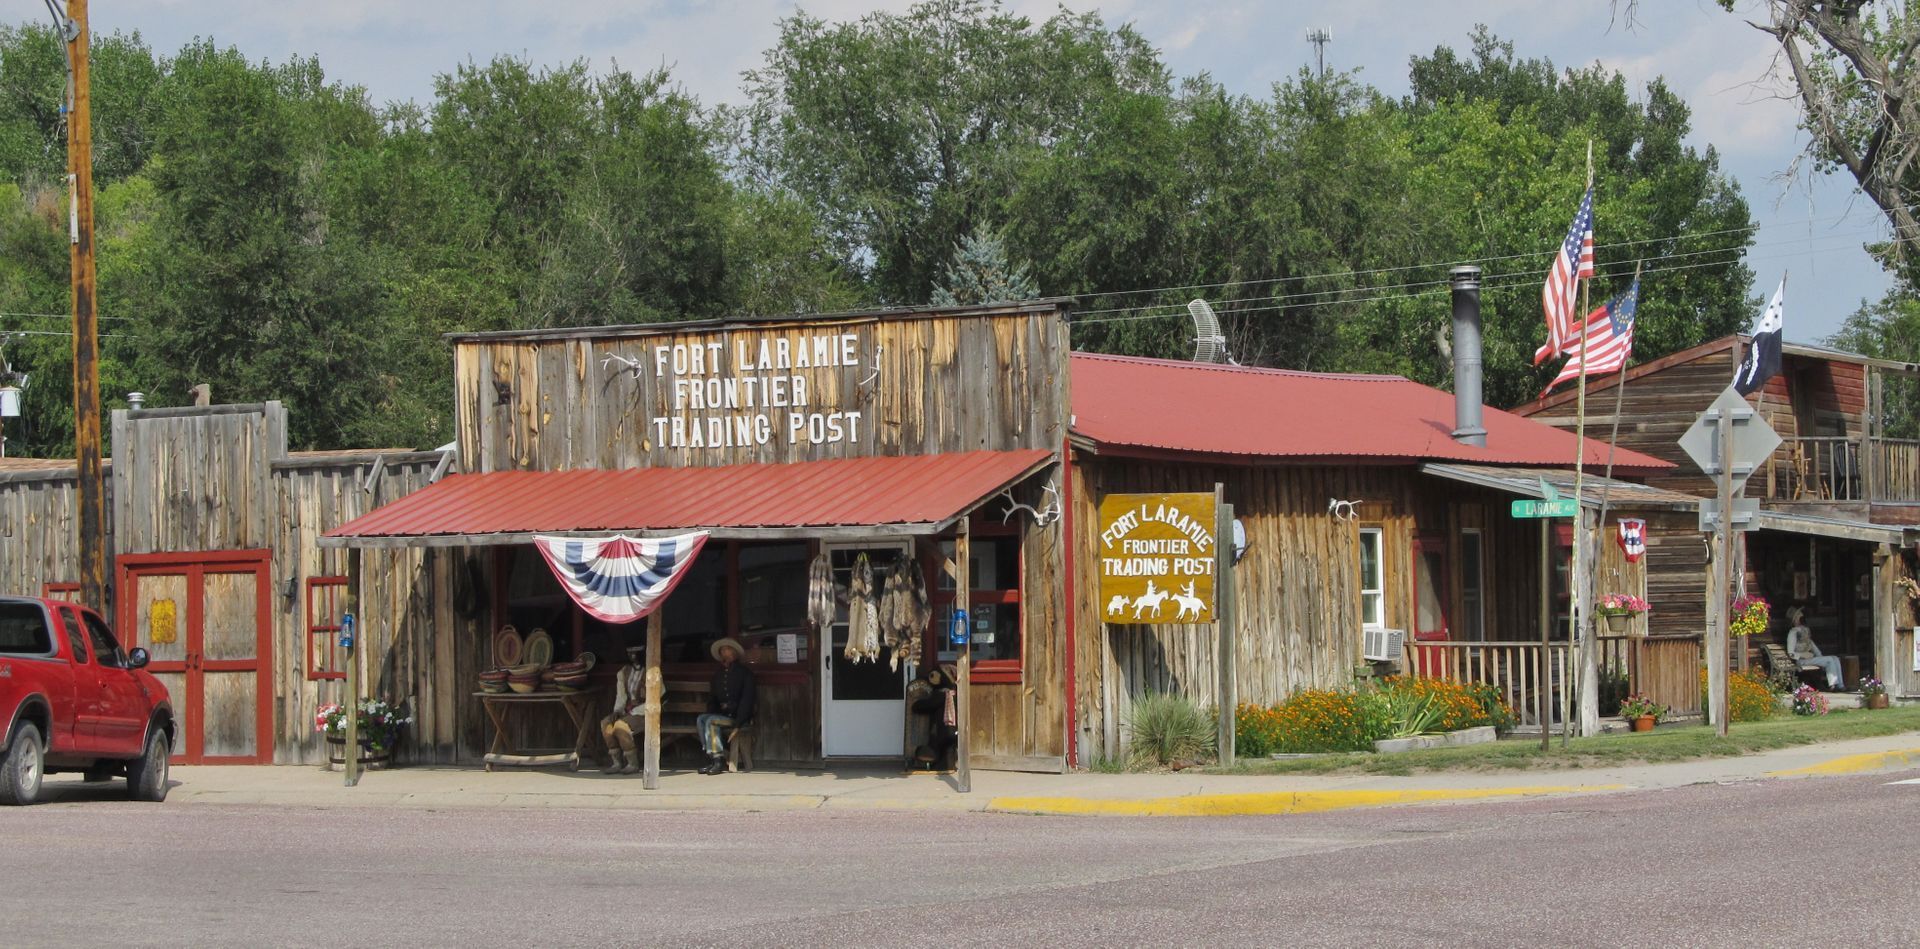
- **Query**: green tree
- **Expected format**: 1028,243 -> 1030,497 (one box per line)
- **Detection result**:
931,223 -> 1037,305
1830,290 -> 1920,437
739,0 -> 1167,303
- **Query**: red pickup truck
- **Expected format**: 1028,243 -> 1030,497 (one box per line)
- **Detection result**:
0,595 -> 174,804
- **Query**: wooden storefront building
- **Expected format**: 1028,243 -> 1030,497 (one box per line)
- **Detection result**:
4,300 -> 1716,769
1516,336 -> 1920,698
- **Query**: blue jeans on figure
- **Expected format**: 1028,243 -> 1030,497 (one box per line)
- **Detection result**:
697,713 -> 736,756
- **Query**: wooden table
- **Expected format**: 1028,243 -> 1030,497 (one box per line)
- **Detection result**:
475,689 -> 601,772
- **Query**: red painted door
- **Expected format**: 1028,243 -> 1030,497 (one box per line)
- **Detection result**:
51,604 -> 108,754
1409,535 -> 1451,676
118,551 -> 273,764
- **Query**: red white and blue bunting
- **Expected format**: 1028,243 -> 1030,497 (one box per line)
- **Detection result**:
533,532 -> 710,624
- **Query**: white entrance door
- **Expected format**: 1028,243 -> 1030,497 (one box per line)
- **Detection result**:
822,542 -> 909,757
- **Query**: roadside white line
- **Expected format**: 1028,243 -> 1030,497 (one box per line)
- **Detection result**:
1885,778 -> 1920,785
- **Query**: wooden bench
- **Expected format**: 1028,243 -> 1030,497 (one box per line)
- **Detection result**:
1762,643 -> 1826,689
659,679 -> 752,771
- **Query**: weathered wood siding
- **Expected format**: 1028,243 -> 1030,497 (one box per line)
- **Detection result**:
452,307 -> 1069,473
273,456 -> 479,765
110,404 -> 286,555
0,466 -> 103,594
1073,460 -> 1406,760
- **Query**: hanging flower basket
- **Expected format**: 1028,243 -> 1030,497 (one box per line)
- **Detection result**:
1596,594 -> 1649,635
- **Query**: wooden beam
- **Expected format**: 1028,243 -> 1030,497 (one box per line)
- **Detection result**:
643,610 -> 662,790
317,523 -> 958,549
1214,487 -> 1235,767
956,516 -> 972,794
344,547 -> 362,787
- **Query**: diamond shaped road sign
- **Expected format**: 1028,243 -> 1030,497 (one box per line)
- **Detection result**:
1678,385 -> 1781,494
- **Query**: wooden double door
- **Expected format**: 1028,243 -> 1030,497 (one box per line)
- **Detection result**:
117,550 -> 274,763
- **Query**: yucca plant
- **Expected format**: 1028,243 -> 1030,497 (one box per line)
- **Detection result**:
1125,692 -> 1217,768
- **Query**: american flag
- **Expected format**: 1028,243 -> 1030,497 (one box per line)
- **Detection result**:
1541,276 -> 1638,397
1534,186 -> 1596,365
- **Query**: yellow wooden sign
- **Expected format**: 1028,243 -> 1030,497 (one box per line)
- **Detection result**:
1097,492 -> 1217,625
150,598 -> 178,646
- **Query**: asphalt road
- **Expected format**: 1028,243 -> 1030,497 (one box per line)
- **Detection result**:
5,771 -> 1918,948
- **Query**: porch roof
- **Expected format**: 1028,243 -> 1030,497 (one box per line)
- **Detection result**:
1418,464 -> 1701,511
318,448 -> 1054,548
1753,509 -> 1918,545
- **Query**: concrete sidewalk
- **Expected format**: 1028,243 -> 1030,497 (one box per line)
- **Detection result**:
56,731 -> 1920,817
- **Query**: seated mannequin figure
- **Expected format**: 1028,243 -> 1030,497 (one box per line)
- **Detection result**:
1785,607 -> 1843,691
600,645 -> 647,775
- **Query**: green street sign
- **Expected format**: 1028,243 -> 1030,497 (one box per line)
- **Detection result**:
1511,498 -> 1579,518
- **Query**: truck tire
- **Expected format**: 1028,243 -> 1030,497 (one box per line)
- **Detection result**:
0,722 -> 45,806
125,728 -> 170,803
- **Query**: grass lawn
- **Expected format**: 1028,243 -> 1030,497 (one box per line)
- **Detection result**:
1218,706 -> 1920,777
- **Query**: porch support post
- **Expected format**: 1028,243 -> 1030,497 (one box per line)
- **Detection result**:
1874,544 -> 1894,690
344,547 -> 362,787
956,517 -> 972,794
642,610 -> 662,790
1578,508 -> 1599,737
1214,485 -> 1235,768
1538,518 -> 1550,752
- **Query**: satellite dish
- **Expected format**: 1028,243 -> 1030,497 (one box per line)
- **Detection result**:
1187,299 -> 1234,364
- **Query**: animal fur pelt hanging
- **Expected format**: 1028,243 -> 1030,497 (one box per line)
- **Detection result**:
844,553 -> 880,663
879,557 -> 932,670
807,551 -> 836,631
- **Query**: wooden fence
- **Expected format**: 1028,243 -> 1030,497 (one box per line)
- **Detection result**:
1762,436 -> 1920,503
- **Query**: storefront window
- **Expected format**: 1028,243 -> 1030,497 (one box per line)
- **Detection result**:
1359,528 -> 1384,627
935,534 -> 1022,667
658,546 -> 726,663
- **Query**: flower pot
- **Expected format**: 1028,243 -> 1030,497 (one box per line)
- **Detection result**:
1867,694 -> 1890,710
324,734 -> 395,770
1630,715 -> 1656,733
1604,613 -> 1631,634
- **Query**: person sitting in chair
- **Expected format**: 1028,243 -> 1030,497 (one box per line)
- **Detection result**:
600,645 -> 647,775
1786,607 -> 1843,691
697,637 -> 755,775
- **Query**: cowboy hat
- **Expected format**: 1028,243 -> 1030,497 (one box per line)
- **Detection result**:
710,637 -> 746,661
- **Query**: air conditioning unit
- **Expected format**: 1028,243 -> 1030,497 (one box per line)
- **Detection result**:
1363,627 -> 1405,662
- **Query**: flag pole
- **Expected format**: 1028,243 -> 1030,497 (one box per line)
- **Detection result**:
1595,259 -> 1644,530
1595,260 -> 1644,655
1568,143 -> 1593,745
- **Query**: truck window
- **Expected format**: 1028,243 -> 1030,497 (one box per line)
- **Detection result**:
0,603 -> 55,657
83,614 -> 126,669
61,608 -> 90,664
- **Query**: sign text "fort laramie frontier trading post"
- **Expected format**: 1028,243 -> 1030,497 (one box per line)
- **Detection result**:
1096,492 -> 1216,626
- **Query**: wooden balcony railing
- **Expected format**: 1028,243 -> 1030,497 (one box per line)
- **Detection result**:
1760,436 -> 1920,503
1403,635 -> 1702,725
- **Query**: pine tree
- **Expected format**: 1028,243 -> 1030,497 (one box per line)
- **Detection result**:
931,224 -> 1038,306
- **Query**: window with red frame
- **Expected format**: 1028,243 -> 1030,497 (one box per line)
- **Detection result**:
932,531 -> 1023,683
306,577 -> 348,680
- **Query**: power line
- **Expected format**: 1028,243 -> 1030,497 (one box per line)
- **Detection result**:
1062,203 -> 1904,306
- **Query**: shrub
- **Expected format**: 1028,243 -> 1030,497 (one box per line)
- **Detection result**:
1126,692 -> 1216,767
1243,688 -> 1387,754
1376,676 -> 1517,732
1700,668 -> 1779,723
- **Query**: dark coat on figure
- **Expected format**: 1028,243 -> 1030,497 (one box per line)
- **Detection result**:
709,661 -> 756,726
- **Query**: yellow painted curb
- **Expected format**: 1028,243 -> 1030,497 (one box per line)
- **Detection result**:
1767,747 -> 1920,777
987,785 -> 1624,817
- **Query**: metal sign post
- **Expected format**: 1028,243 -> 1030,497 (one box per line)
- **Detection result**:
1680,386 -> 1779,736
1213,485 -> 1235,767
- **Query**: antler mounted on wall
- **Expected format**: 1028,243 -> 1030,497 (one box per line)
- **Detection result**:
600,351 -> 644,380
1328,498 -> 1364,522
999,479 -> 1061,527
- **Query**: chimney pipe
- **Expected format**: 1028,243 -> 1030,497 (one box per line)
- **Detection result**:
127,391 -> 144,412
1449,265 -> 1486,447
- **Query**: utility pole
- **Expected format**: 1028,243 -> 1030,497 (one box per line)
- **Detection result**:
62,0 -> 106,613
1306,28 -> 1331,77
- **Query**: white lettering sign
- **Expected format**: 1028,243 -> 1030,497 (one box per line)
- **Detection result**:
645,332 -> 868,449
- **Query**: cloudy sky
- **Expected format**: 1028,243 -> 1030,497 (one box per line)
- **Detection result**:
81,0 -> 1895,342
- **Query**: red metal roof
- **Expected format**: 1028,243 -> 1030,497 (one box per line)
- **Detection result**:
324,449 -> 1053,542
1070,353 -> 1672,471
